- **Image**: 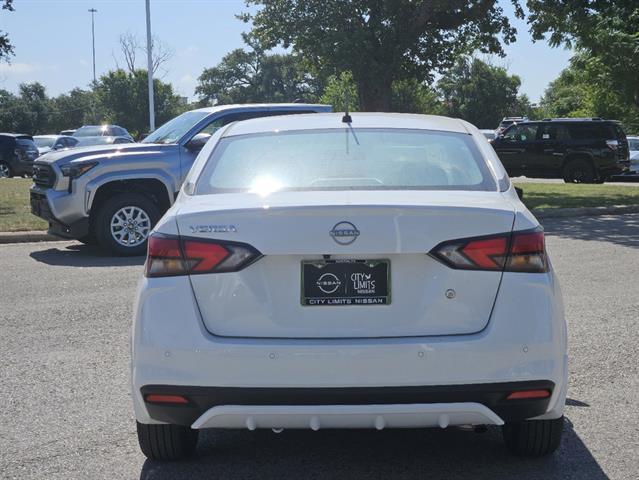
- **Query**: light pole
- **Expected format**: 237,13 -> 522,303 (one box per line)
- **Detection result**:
145,0 -> 156,132
88,8 -> 97,84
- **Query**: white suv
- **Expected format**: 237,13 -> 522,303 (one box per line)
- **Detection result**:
131,113 -> 567,461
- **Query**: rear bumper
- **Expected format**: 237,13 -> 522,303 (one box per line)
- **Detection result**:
132,268 -> 568,426
141,381 -> 554,427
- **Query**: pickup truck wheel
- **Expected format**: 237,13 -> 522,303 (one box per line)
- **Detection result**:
94,193 -> 160,256
563,159 -> 596,183
502,416 -> 564,457
0,162 -> 12,178
136,421 -> 198,461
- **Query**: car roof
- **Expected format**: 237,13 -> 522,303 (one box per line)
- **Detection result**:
189,103 -> 332,115
34,134 -> 62,138
223,113 -> 471,137
0,132 -> 31,137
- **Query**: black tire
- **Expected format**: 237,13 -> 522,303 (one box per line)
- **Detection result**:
563,159 -> 596,183
0,161 -> 12,178
502,416 -> 564,457
136,421 -> 199,461
94,193 -> 161,256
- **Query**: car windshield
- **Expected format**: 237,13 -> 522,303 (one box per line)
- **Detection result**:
74,126 -> 108,137
628,139 -> 639,150
195,128 -> 497,194
34,137 -> 55,148
142,111 -> 210,144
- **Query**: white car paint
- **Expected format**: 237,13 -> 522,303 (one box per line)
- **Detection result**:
131,113 -> 567,438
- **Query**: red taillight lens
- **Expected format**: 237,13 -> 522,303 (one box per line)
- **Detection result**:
430,229 -> 548,273
145,234 -> 261,277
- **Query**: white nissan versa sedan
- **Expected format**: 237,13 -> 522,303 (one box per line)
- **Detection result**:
131,113 -> 567,461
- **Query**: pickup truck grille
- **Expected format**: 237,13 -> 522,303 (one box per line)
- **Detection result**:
32,163 -> 56,188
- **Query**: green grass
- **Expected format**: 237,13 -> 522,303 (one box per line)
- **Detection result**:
514,182 -> 639,210
0,178 -> 48,232
1,178 -> 638,232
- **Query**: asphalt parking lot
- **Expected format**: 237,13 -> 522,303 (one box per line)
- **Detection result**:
1,214 -> 638,479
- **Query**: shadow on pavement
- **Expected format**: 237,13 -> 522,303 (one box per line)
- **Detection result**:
29,243 -> 144,267
139,418 -> 607,480
541,213 -> 639,249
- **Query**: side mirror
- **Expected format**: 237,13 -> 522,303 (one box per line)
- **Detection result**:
185,133 -> 211,152
515,186 -> 524,201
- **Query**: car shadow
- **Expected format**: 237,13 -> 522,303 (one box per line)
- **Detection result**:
139,417 -> 607,480
541,213 -> 639,249
29,243 -> 145,268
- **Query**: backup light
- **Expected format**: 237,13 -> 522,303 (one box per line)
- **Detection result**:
430,229 -> 548,273
145,233 -> 261,277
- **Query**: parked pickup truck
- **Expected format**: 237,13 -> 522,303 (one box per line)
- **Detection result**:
30,103 -> 332,255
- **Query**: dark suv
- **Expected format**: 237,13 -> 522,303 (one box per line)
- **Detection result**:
491,118 -> 630,183
0,133 -> 39,178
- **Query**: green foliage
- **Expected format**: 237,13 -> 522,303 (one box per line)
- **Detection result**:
0,70 -> 184,137
391,79 -> 443,115
196,48 -> 319,105
94,69 -> 184,138
320,72 -> 358,112
438,58 -> 529,128
1,0 -> 15,62
242,0 -> 522,111
527,0 -> 639,129
539,54 -> 639,133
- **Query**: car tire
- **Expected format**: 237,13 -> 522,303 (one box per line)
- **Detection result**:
136,421 -> 199,461
502,416 -> 564,457
0,161 -> 12,178
563,159 -> 596,183
94,193 -> 160,256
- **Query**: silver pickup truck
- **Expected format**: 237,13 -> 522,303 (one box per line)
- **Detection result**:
30,103 -> 331,255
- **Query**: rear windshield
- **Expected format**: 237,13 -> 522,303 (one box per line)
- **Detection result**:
74,126 -> 107,137
195,128 -> 497,194
16,138 -> 37,149
34,137 -> 55,148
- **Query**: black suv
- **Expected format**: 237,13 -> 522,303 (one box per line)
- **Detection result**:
0,133 -> 39,178
491,118 -> 630,183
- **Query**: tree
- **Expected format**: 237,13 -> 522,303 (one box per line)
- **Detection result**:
95,69 -> 183,137
241,0 -> 522,111
527,0 -> 639,111
196,47 -> 319,105
1,0 -> 14,62
438,58 -> 527,128
114,32 -> 173,77
319,71 -> 359,112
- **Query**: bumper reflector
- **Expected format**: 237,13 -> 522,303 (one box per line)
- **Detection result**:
145,394 -> 189,405
506,390 -> 551,400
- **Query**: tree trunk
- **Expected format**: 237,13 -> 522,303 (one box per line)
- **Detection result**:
357,74 -> 393,112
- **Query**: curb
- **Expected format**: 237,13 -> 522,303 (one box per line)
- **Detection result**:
533,204 -> 639,219
0,231 -> 60,244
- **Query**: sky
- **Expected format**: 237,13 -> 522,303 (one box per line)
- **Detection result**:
0,0 -> 573,103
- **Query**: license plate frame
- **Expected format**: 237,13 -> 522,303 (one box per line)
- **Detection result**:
301,259 -> 391,306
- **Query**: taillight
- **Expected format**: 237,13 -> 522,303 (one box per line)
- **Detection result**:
430,229 -> 548,273
145,233 -> 261,277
